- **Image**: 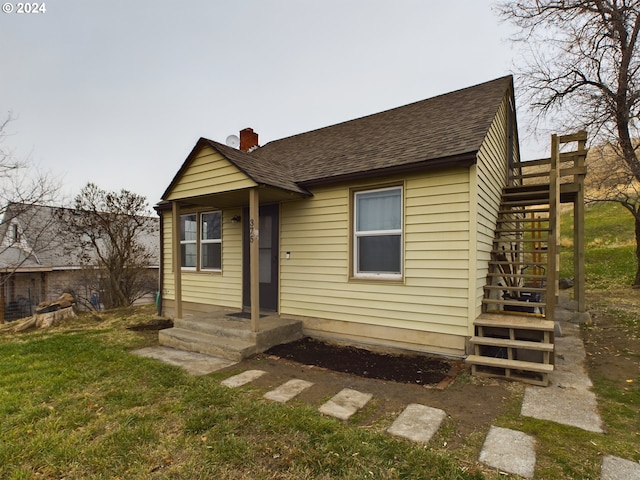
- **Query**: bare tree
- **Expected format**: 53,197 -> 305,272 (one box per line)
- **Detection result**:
0,113 -> 61,322
497,0 -> 640,285
58,183 -> 159,309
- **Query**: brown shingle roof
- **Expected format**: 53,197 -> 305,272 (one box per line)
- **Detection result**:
162,76 -> 513,199
254,75 -> 513,185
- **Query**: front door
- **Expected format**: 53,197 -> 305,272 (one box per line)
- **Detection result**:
243,203 -> 279,312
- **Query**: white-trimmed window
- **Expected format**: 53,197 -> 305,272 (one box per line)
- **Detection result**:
180,214 -> 197,268
354,186 -> 403,278
200,211 -> 222,270
179,211 -> 222,271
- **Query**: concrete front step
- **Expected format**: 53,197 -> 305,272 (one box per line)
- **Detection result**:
159,314 -> 304,361
158,328 -> 255,361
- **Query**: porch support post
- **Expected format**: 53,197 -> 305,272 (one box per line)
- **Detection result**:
249,187 -> 260,332
171,201 -> 183,319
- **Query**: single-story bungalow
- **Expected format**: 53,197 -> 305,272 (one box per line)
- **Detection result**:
156,75 -> 525,355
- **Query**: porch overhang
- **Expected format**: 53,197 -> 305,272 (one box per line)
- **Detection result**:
155,184 -> 310,212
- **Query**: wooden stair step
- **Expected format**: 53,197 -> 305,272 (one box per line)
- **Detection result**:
493,237 -> 552,244
496,217 -> 549,223
481,298 -> 546,308
483,285 -> 546,293
491,248 -> 548,254
489,260 -> 551,267
487,272 -> 546,280
465,355 -> 553,373
498,207 -> 550,214
495,227 -> 551,233
474,313 -> 555,331
501,199 -> 551,207
469,336 -> 554,352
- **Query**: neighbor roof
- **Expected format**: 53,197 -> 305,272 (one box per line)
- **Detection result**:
162,75 -> 514,199
0,203 -> 160,271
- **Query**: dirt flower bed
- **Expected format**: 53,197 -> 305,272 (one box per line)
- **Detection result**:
265,337 -> 453,386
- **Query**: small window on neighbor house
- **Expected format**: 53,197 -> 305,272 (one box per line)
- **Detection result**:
12,224 -> 19,242
180,214 -> 197,268
200,211 -> 222,270
354,186 -> 403,278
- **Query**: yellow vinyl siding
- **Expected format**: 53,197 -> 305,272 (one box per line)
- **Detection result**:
280,169 -> 471,340
474,95 -> 512,325
161,207 -> 243,309
165,146 -> 256,201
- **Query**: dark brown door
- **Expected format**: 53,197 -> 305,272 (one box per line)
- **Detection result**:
243,204 -> 279,312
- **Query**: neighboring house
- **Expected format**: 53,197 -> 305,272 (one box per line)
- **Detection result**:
0,203 -> 159,320
156,76 -> 586,384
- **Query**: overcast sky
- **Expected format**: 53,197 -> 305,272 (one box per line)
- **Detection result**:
1,0 -> 540,209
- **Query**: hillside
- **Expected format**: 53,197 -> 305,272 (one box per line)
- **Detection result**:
560,201 -> 635,288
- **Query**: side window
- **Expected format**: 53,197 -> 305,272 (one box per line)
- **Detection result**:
180,214 -> 197,268
354,186 -> 403,278
201,211 -> 222,270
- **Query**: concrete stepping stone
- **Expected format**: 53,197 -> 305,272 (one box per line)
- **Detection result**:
133,346 -> 236,375
387,403 -> 446,445
264,379 -> 314,403
221,369 -> 266,388
521,327 -> 604,433
601,455 -> 640,480
479,426 -> 536,479
318,388 -> 373,420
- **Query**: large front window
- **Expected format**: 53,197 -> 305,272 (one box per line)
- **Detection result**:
354,186 -> 403,278
179,211 -> 222,271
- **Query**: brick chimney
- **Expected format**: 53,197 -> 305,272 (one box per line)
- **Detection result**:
239,128 -> 259,152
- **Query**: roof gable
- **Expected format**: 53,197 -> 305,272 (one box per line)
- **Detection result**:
162,139 -> 309,201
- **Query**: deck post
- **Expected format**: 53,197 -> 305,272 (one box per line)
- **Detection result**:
249,187 -> 260,332
574,132 -> 587,313
171,201 -> 183,319
546,134 -> 560,321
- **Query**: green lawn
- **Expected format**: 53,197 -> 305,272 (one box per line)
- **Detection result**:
0,201 -> 638,479
560,201 -> 637,287
0,308 -> 483,480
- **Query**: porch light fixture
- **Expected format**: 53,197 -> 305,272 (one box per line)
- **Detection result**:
231,215 -> 241,223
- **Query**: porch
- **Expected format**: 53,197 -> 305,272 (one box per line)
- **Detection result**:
158,306 -> 304,361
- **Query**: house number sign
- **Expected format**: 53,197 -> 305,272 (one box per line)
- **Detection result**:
249,219 -> 259,243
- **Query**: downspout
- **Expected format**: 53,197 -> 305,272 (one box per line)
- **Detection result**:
157,208 -> 164,316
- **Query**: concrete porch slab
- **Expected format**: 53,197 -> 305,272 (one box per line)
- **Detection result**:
132,346 -> 236,375
160,309 -> 303,362
386,403 -> 446,445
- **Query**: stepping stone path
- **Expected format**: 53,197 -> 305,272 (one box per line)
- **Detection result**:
219,368 -> 640,478
387,403 -> 446,444
263,378 -> 314,403
601,455 -> 640,480
318,388 -> 373,420
479,426 -> 536,479
220,369 -> 266,387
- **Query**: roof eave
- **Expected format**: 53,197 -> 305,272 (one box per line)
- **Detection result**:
297,152 -> 478,188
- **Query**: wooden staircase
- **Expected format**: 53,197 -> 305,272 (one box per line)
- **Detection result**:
466,132 -> 587,386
